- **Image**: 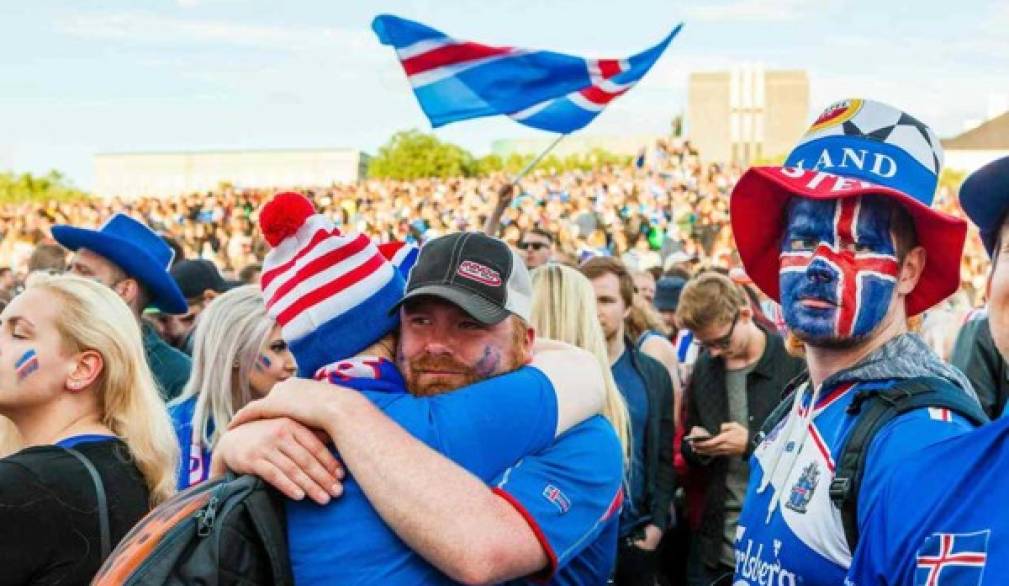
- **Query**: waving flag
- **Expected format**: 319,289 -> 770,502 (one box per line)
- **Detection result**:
372,14 -> 682,133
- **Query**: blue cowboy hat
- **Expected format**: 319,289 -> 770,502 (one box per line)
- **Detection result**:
959,156 -> 1009,257
52,214 -> 188,314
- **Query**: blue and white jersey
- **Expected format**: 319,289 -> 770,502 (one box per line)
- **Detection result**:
734,378 -> 973,585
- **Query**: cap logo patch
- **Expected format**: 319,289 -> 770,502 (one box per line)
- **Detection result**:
808,98 -> 863,134
457,260 -> 502,287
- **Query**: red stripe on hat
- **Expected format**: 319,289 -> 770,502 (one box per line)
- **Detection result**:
578,84 -> 629,105
261,226 -> 337,290
402,42 -> 512,76
275,251 -> 386,326
269,233 -> 374,307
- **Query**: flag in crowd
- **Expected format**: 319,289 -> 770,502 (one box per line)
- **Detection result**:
373,14 -> 683,133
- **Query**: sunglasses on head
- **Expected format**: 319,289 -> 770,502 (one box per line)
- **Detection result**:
694,311 -> 740,351
517,241 -> 549,251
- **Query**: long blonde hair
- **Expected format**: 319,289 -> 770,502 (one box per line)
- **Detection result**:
28,274 -> 178,505
171,285 -> 275,452
530,264 -> 631,462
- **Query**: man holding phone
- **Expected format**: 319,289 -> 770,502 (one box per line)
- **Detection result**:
677,272 -> 805,584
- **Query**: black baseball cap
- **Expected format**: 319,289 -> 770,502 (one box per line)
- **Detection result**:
653,276 -> 686,312
391,232 -> 532,325
959,155 -> 1009,257
170,259 -> 237,300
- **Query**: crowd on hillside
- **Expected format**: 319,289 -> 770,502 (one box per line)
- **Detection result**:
0,138 -> 987,310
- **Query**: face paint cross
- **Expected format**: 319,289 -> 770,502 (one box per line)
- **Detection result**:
779,196 -> 900,345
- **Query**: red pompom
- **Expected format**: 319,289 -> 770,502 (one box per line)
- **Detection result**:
260,192 -> 316,246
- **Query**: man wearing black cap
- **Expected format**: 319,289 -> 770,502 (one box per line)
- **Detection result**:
218,231 -> 625,584
53,214 -> 192,400
654,275 -> 686,333
166,259 -> 236,355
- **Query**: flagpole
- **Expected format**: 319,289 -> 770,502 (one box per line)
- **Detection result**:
510,133 -> 567,186
484,133 -> 567,236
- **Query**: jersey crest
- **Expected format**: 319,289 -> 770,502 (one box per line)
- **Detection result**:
786,461 -> 820,514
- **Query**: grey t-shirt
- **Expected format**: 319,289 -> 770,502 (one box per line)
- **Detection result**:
720,360 -> 757,567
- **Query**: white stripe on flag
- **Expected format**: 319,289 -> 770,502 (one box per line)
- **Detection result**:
598,78 -> 634,94
568,91 -> 606,113
267,243 -> 380,321
280,261 -> 395,342
509,99 -> 554,121
395,37 -> 453,60
407,50 -> 524,89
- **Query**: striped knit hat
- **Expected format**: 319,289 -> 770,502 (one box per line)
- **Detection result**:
259,192 -> 405,378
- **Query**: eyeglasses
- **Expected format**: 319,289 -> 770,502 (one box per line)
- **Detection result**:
517,241 -> 549,251
694,311 -> 739,351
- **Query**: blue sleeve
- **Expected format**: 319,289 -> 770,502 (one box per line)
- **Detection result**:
491,416 -> 624,576
847,473 -> 900,585
425,366 -> 558,481
857,409 -> 973,530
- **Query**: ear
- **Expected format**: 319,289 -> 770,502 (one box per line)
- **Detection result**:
202,289 -> 219,303
739,305 -> 754,323
114,278 -> 140,306
897,246 -> 927,296
66,350 -> 104,393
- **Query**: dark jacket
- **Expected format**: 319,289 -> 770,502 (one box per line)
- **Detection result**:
143,321 -> 192,401
621,340 -> 677,533
950,315 -> 1008,419
681,327 -> 805,568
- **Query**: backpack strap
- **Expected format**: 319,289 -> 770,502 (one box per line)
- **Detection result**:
829,376 -> 988,553
752,372 -> 808,451
64,446 -> 111,558
237,474 -> 294,585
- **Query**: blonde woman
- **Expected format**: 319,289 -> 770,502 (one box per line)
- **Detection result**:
168,285 -> 295,489
0,274 -> 177,584
529,264 -> 632,460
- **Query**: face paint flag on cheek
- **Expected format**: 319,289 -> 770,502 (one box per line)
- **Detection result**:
255,354 -> 272,371
15,349 -> 39,381
779,197 -> 899,341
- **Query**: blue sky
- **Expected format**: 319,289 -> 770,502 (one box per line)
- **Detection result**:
1,1 -> 1006,189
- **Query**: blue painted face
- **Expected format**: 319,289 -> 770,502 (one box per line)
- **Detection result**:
779,195 -> 900,346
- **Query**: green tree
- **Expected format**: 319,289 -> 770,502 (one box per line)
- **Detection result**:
0,169 -> 89,204
367,130 -> 476,180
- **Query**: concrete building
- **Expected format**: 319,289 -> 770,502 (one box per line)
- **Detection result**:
942,111 -> 1009,173
687,67 -> 809,165
93,148 -> 368,199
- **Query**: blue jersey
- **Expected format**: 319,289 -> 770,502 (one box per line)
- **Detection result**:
496,416 -> 624,586
848,416 -> 1009,585
168,395 -> 213,490
734,379 -> 972,585
288,357 -> 622,584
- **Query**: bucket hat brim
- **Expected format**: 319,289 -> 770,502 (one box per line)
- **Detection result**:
730,166 -> 966,316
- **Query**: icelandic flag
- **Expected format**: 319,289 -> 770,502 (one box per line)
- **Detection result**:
914,531 -> 989,586
373,15 -> 682,133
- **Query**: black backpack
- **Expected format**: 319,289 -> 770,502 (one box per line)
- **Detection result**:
755,376 -> 989,552
93,473 -> 293,586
